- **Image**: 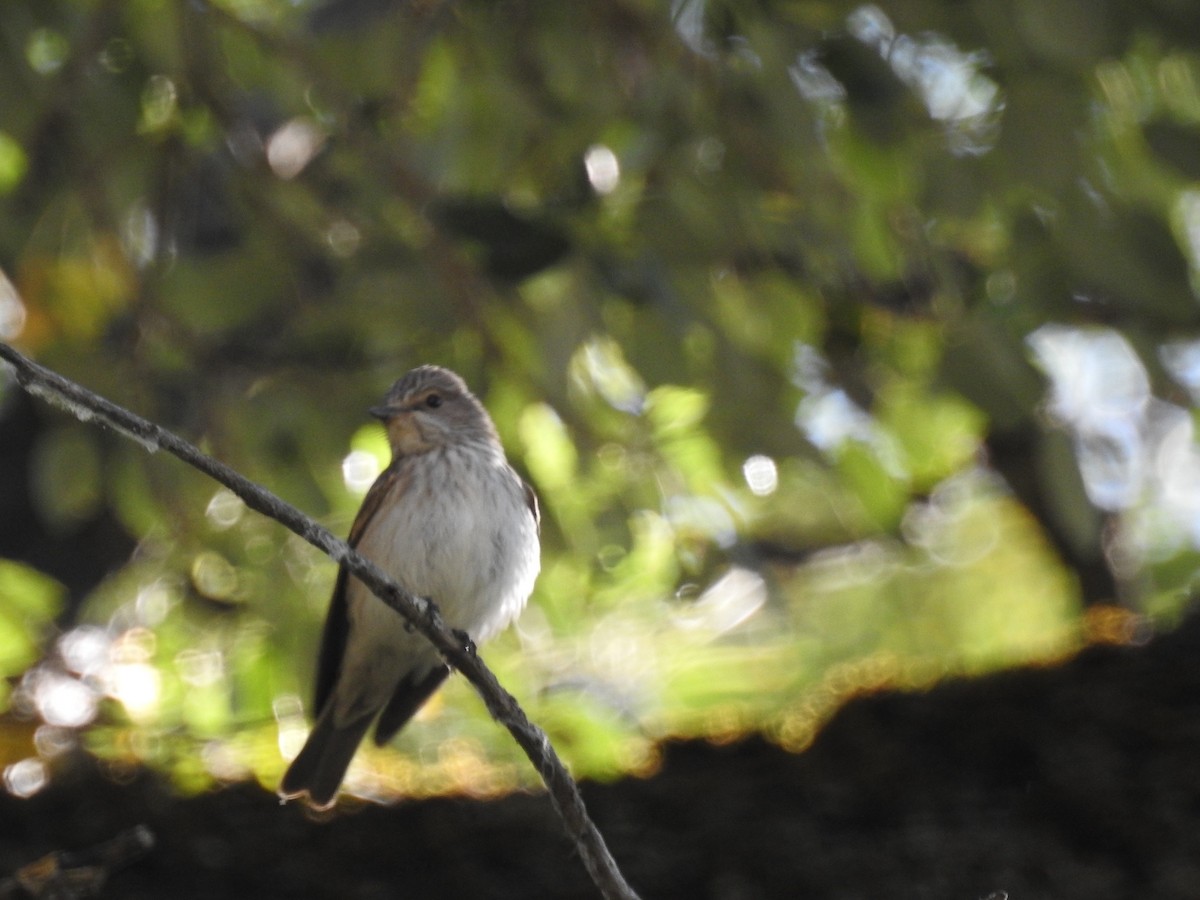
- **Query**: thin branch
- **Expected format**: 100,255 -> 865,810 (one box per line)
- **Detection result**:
0,342 -> 641,900
0,825 -> 155,899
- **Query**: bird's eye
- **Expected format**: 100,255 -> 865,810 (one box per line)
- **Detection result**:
424,393 -> 443,409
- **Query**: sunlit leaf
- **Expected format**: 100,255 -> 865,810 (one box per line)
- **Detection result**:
0,560 -> 64,693
0,132 -> 27,194
833,441 -> 908,530
876,383 -> 985,488
519,403 -> 577,491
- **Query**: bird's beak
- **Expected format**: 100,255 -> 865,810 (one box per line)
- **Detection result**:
369,405 -> 396,421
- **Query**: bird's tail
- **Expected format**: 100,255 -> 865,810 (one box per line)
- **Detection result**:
279,703 -> 373,810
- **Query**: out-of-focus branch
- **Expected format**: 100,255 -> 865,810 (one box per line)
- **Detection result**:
0,342 -> 641,900
0,825 -> 155,899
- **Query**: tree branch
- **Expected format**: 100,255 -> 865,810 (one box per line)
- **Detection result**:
0,342 -> 641,900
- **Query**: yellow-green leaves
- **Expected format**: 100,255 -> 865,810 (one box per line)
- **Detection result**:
0,561 -> 64,711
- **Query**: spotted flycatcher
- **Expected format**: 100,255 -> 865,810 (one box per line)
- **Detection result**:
279,365 -> 540,808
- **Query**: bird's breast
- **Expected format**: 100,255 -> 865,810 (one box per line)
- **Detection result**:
350,445 -> 539,640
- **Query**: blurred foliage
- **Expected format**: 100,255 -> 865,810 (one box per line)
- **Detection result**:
0,561 -> 63,711
1,0 -> 1200,801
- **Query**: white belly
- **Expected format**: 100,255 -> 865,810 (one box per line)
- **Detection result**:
336,444 -> 539,717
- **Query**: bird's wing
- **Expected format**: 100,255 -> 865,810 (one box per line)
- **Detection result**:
313,459 -> 406,716
373,664 -> 451,745
523,478 -> 540,532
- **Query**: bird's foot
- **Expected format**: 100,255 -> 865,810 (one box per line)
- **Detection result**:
452,628 -> 477,655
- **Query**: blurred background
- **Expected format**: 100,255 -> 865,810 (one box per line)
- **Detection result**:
2,0 -> 1200,894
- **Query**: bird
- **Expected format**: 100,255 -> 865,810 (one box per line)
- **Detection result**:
279,365 -> 541,809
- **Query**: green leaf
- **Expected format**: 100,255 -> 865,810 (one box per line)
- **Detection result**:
834,441 -> 908,530
645,385 -> 709,436
0,560 -> 64,687
0,132 -> 27,194
519,403 -> 577,491
877,384 -> 986,489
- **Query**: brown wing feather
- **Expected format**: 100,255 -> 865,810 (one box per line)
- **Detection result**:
523,478 -> 540,532
373,664 -> 451,745
313,460 -> 405,716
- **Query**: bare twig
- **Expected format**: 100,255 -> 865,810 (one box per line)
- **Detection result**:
0,825 -> 155,899
0,342 -> 641,900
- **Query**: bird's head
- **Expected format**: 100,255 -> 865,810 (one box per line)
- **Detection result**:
370,365 -> 497,455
